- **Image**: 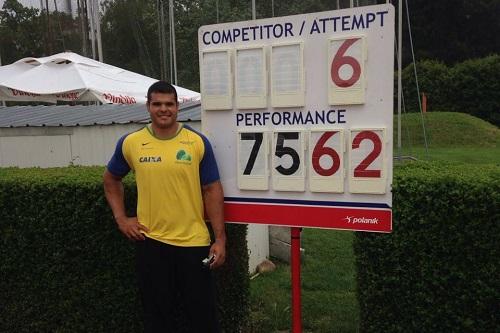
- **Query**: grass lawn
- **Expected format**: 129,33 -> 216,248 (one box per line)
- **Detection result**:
395,112 -> 499,164
395,112 -> 499,149
397,147 -> 500,164
249,230 -> 359,333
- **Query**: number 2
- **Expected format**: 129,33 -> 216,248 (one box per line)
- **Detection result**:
352,131 -> 382,178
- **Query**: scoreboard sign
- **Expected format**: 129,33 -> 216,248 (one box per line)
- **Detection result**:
198,4 -> 394,232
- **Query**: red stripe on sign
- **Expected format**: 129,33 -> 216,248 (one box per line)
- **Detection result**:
224,202 -> 392,233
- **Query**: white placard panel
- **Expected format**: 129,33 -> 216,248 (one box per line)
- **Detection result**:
201,50 -> 232,110
199,4 -> 394,232
328,36 -> 366,105
235,47 -> 267,109
271,43 -> 305,107
308,129 -> 345,193
349,128 -> 387,194
237,130 -> 269,190
272,130 -> 305,191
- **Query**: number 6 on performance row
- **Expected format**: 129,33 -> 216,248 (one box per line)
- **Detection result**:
237,129 -> 388,194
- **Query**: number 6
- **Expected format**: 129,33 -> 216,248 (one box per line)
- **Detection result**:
328,36 -> 366,105
330,38 -> 361,88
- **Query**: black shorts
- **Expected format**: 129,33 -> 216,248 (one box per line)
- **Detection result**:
136,237 -> 220,333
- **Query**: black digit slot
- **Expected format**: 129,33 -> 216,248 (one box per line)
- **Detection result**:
275,132 -> 300,176
241,132 -> 263,175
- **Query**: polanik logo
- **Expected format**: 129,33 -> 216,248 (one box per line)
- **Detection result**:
344,216 -> 379,224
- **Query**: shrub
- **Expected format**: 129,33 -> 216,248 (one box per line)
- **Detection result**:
354,162 -> 499,332
0,166 -> 249,333
401,59 -> 453,113
401,55 -> 500,127
449,55 -> 500,127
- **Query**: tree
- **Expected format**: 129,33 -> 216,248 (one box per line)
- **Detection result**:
100,0 -> 365,90
101,0 -> 158,77
0,0 -> 82,65
402,0 -> 500,65
0,0 -> 44,64
98,0 -> 499,91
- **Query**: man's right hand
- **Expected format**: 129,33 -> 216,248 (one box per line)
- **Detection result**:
115,216 -> 149,241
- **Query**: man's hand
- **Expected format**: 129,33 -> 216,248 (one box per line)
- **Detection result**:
202,180 -> 226,269
103,170 -> 149,241
209,239 -> 226,269
115,216 -> 149,241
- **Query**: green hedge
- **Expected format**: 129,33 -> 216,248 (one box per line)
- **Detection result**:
354,162 -> 499,332
401,59 -> 453,113
402,55 -> 500,127
0,167 -> 249,332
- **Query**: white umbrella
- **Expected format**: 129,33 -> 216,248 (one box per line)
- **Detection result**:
0,52 -> 200,104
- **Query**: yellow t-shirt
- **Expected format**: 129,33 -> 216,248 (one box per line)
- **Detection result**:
107,124 -> 220,247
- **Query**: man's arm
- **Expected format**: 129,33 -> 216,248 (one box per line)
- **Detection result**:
202,180 -> 226,268
103,169 -> 148,241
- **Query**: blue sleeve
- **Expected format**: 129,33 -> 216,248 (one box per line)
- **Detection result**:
106,135 -> 131,177
200,135 -> 220,185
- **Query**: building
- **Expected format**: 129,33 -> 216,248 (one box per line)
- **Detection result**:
0,102 -> 200,167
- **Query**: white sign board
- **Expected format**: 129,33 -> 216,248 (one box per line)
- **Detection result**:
199,4 -> 394,232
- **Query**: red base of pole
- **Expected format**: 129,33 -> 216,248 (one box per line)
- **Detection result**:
291,227 -> 302,333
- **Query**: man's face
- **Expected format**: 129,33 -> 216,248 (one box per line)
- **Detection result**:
147,92 -> 178,129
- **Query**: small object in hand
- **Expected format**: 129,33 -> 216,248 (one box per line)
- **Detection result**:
202,254 -> 216,267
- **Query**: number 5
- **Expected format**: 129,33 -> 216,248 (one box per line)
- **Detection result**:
275,132 -> 300,176
272,131 -> 305,192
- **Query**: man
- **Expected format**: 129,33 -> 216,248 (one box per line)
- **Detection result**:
103,81 -> 225,333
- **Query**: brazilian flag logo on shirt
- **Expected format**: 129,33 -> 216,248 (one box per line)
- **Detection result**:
176,149 -> 192,162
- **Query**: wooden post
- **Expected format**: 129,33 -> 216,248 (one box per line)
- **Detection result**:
422,92 -> 427,113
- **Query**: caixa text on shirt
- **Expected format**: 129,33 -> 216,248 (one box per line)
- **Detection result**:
139,156 -> 162,163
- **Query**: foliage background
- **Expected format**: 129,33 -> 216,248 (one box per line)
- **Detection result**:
401,55 -> 500,126
1,0 -> 499,91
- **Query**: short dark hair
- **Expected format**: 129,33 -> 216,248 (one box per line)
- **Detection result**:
147,81 -> 178,104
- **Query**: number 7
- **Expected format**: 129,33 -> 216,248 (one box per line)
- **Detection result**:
241,132 -> 263,175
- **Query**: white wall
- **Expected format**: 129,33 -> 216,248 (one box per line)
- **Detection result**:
71,124 -> 143,166
0,121 -> 201,167
0,127 -> 73,167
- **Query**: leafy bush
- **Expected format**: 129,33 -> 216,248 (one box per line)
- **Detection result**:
401,55 -> 500,127
354,162 -> 499,332
450,55 -> 500,127
402,59 -> 453,113
0,167 -> 249,332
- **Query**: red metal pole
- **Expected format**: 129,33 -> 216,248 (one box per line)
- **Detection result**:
422,92 -> 427,113
291,227 -> 302,333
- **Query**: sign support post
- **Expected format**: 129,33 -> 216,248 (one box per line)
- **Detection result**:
291,227 -> 302,333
